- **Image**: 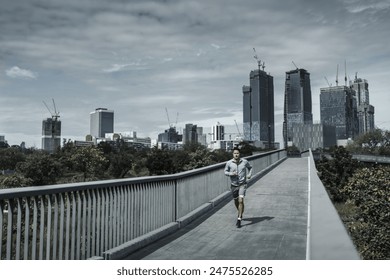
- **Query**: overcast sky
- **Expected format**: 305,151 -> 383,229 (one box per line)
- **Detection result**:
1,0 -> 389,147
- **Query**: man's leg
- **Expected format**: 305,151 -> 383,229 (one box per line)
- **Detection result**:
238,197 -> 244,219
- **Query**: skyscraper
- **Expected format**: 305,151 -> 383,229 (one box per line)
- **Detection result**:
183,123 -> 198,144
283,68 -> 313,147
90,108 -> 114,139
212,122 -> 225,142
350,75 -> 375,135
242,69 -> 274,147
320,86 -> 358,140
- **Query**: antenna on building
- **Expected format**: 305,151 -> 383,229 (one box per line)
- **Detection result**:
336,64 -> 339,86
344,60 -> 348,86
292,61 -> 299,70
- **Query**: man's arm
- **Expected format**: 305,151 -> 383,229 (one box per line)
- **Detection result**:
224,161 -> 231,176
246,160 -> 253,179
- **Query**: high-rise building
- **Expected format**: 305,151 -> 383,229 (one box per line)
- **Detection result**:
350,75 -> 375,135
283,68 -> 313,147
212,122 -> 225,142
42,117 -> 61,153
158,127 -> 182,143
90,108 -> 114,139
183,123 -> 198,144
242,69 -> 274,147
320,86 -> 358,140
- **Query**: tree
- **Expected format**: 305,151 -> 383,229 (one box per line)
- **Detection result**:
16,151 -> 63,186
145,147 -> 175,175
341,166 -> 390,259
347,129 -> 390,155
69,146 -> 109,181
316,146 -> 361,202
0,147 -> 26,171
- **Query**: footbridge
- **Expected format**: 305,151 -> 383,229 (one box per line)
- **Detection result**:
0,149 -> 360,260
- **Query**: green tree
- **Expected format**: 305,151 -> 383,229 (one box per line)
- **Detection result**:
341,166 -> 390,259
145,147 -> 175,175
347,129 -> 390,155
0,174 -> 33,189
0,147 -> 26,171
16,151 -> 63,186
316,146 -> 361,202
70,146 -> 109,181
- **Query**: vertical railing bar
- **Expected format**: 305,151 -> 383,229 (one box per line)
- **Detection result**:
0,201 -> 3,260
52,195 -> 58,260
124,185 -> 129,241
91,189 -> 97,257
70,192 -> 77,260
58,193 -> 65,260
15,198 -> 22,260
76,191 -> 82,260
65,193 -> 71,260
6,200 -> 14,260
86,189 -> 92,259
104,188 -> 109,251
31,198 -> 38,260
39,196 -> 45,260
99,189 -> 106,254
95,189 -> 101,256
109,188 -> 114,249
112,187 -> 118,247
23,197 -> 30,260
120,186 -> 125,244
46,195 -> 52,260
81,190 -> 87,260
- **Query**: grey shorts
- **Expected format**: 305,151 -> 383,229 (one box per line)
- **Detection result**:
231,184 -> 247,199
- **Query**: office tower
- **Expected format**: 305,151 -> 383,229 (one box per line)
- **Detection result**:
90,108 -> 114,139
42,117 -> 61,153
292,123 -> 336,151
212,122 -> 225,142
243,68 -> 274,147
183,123 -> 198,144
320,86 -> 358,140
196,126 -> 207,146
283,68 -> 313,147
350,75 -> 375,135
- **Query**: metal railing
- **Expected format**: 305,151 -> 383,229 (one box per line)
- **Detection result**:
1,149 -> 286,260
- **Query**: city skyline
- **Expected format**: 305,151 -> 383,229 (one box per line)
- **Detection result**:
1,0 -> 390,147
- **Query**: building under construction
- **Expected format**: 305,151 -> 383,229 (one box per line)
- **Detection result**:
41,99 -> 61,153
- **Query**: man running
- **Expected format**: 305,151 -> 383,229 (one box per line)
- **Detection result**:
224,147 -> 253,228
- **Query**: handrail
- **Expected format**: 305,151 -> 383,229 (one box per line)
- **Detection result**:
1,149 -> 287,260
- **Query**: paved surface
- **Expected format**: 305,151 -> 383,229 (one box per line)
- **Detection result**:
125,158 -> 309,260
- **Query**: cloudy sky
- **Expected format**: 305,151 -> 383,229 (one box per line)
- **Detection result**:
1,0 -> 389,147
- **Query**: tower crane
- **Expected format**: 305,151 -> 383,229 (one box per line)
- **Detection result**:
292,61 -> 299,70
253,48 -> 265,71
324,76 -> 331,87
336,64 -> 339,86
43,98 -> 60,121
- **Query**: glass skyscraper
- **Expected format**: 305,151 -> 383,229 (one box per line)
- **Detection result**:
283,68 -> 313,147
90,108 -> 114,139
242,69 -> 274,147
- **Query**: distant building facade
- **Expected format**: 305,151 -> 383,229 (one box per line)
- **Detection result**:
183,123 -> 198,144
350,75 -> 375,135
292,123 -> 336,151
283,68 -> 313,147
158,127 -> 182,144
41,117 -> 61,153
243,68 -> 274,147
212,122 -> 225,142
90,108 -> 114,139
320,86 -> 358,141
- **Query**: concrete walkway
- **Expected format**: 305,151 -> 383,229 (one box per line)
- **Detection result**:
125,157 -> 309,260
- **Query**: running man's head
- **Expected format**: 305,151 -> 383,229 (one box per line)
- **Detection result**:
233,147 -> 240,161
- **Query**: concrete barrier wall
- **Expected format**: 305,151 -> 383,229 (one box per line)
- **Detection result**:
307,149 -> 360,259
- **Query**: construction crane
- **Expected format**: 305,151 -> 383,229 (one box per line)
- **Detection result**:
43,98 -> 60,121
234,120 -> 242,137
165,108 -> 179,128
324,76 -> 331,87
336,64 -> 339,86
253,48 -> 265,71
292,61 -> 299,70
